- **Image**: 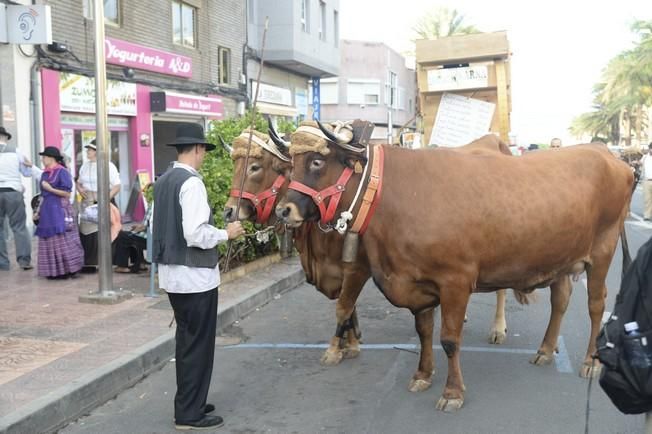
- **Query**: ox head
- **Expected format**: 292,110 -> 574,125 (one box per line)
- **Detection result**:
223,124 -> 292,224
275,120 -> 367,227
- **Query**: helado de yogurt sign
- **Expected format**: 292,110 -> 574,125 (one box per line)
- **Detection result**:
105,37 -> 192,78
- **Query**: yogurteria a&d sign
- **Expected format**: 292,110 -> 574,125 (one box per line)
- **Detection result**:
104,37 -> 192,78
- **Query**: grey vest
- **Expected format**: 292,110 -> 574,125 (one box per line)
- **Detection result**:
152,167 -> 219,268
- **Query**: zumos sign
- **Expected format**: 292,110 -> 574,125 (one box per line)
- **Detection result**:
104,37 -> 192,78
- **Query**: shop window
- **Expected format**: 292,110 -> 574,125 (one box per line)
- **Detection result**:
172,1 -> 196,48
347,79 -> 380,105
218,46 -> 231,85
320,78 -> 338,105
83,0 -> 121,26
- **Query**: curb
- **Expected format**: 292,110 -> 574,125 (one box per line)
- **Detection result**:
0,260 -> 305,434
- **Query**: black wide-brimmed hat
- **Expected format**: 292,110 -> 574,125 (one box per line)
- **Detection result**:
0,126 -> 12,140
39,146 -> 64,162
166,123 -> 215,151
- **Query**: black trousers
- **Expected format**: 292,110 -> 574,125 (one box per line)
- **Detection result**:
113,231 -> 146,271
167,288 -> 218,423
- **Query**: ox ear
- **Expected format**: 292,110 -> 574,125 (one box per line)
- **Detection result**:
271,156 -> 292,175
337,148 -> 368,172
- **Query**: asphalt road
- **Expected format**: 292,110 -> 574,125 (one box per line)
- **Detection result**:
61,198 -> 651,434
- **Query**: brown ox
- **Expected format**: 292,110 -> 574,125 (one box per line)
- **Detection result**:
224,129 -> 518,370
276,121 -> 633,411
224,129 -> 366,365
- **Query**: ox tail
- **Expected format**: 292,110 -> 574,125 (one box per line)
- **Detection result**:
620,225 -> 632,278
512,290 -> 535,305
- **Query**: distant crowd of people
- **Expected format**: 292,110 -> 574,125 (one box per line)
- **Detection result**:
0,126 -> 150,278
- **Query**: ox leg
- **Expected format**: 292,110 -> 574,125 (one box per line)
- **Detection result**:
488,289 -> 508,344
530,276 -> 572,366
435,285 -> 470,412
321,271 -> 367,366
408,308 -> 435,392
342,307 -> 362,359
581,259 -> 610,378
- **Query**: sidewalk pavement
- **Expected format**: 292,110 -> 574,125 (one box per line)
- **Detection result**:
0,241 -> 304,434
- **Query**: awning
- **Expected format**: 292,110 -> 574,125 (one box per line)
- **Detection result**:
257,102 -> 298,117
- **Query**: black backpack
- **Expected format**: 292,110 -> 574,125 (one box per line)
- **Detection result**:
596,236 -> 652,414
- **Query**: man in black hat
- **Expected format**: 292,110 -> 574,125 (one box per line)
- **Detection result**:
0,126 -> 39,271
152,123 -> 244,430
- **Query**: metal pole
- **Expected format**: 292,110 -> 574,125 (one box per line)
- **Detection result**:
93,0 -> 112,296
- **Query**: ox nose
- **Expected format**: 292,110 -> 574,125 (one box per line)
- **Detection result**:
223,207 -> 234,222
276,205 -> 291,221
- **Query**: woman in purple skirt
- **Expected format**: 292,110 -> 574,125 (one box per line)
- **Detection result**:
35,147 -> 83,279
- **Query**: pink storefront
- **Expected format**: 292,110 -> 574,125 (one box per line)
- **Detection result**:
40,37 -> 224,219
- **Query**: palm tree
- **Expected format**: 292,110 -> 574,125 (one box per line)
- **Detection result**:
570,19 -> 652,145
413,7 -> 479,40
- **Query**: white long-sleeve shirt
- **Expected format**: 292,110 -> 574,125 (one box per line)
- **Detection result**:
77,160 -> 121,192
157,162 -> 229,293
0,146 -> 39,191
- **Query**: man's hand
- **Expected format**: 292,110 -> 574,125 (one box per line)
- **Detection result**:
226,221 -> 245,240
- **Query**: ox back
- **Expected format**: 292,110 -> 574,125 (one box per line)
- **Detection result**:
362,143 -> 633,298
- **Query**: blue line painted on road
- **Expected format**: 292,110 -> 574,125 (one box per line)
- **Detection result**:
554,336 -> 574,374
222,342 -> 535,355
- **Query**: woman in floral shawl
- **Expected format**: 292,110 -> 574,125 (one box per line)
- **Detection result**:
35,147 -> 83,279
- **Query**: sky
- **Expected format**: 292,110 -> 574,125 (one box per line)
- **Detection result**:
340,0 -> 652,146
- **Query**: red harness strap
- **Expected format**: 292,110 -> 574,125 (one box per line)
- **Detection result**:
350,145 -> 384,235
230,174 -> 286,224
288,167 -> 354,224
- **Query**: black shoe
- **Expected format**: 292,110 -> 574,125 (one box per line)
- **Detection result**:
175,415 -> 223,430
20,264 -> 33,270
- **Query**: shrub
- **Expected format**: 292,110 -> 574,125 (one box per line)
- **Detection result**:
203,110 -> 296,269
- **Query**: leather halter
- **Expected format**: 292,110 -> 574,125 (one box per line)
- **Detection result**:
288,167 -> 354,224
230,174 -> 286,224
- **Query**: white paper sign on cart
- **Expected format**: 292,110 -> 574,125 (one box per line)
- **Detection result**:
429,92 -> 496,147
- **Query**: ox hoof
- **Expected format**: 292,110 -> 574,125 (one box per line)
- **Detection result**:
488,328 -> 507,345
320,349 -> 344,366
408,378 -> 432,393
529,351 -> 554,366
342,347 -> 361,359
580,362 -> 602,378
435,397 -> 464,412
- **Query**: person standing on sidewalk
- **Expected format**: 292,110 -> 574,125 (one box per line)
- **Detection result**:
76,139 -> 121,270
152,123 -> 244,431
641,143 -> 652,221
35,147 -> 84,279
0,125 -> 38,271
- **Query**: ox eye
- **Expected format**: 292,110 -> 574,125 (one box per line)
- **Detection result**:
310,159 -> 325,170
249,164 -> 261,173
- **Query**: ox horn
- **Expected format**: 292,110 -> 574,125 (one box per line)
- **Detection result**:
316,120 -> 352,145
217,134 -> 233,154
267,118 -> 289,149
